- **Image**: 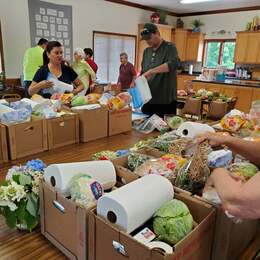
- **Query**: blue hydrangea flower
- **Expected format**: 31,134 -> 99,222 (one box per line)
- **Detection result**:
25,159 -> 46,172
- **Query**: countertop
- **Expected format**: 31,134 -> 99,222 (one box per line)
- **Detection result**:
192,79 -> 260,88
178,72 -> 201,76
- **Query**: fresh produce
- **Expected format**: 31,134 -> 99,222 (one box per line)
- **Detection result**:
130,139 -> 155,152
71,96 -> 86,107
69,174 -> 103,208
153,199 -> 193,244
196,88 -> 207,98
91,151 -> 118,161
85,93 -> 101,104
229,162 -> 259,181
127,153 -> 154,171
177,90 -> 187,96
167,116 -> 184,130
134,154 -> 186,179
107,96 -> 125,110
117,92 -> 132,105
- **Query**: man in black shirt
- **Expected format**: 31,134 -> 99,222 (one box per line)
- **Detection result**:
141,23 -> 180,117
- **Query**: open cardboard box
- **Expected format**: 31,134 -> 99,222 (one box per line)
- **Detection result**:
71,107 -> 108,143
0,124 -> 8,163
108,107 -> 132,136
193,195 -> 258,260
1,117 -> 48,160
112,147 -> 165,185
40,180 -> 93,260
88,191 -> 216,260
47,113 -> 79,150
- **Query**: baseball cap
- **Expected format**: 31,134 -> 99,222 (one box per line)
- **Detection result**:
140,23 -> 158,40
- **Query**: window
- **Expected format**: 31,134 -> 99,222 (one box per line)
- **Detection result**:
93,31 -> 136,83
204,40 -> 236,69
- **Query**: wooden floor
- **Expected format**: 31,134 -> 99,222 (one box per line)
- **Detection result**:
0,130 -> 259,259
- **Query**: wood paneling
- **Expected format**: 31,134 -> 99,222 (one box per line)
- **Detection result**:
177,74 -> 196,90
234,33 -> 248,64
172,29 -> 188,62
185,32 -> 204,62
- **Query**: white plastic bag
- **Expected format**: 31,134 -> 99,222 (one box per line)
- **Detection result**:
135,76 -> 152,105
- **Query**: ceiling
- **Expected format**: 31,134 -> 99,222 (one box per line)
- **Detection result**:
125,0 -> 260,14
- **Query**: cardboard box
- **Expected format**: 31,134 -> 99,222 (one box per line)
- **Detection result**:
72,107 -> 108,142
194,195 -> 258,260
40,180 -> 91,260
3,118 -> 48,160
108,107 -> 132,136
0,124 -> 8,163
112,147 -> 165,185
88,192 -> 216,260
47,113 -> 79,150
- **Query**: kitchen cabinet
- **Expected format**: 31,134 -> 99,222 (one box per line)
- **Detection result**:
172,29 -> 188,62
172,29 -> 204,62
222,86 -> 237,97
234,86 -> 253,112
177,74 -> 196,90
137,24 -> 173,72
251,88 -> 260,102
185,32 -> 205,62
234,31 -> 260,64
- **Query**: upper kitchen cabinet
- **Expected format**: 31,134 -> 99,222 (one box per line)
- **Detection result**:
234,31 -> 260,64
137,24 -> 173,71
172,29 -> 204,62
172,29 -> 188,61
185,32 -> 205,62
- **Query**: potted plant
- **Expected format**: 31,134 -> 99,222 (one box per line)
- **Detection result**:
0,159 -> 46,231
191,19 -> 204,32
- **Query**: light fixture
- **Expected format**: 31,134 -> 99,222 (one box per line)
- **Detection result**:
180,0 -> 217,4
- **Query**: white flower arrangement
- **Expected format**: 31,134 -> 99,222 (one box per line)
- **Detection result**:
0,159 -> 46,231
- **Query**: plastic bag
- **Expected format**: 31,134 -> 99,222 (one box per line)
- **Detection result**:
130,76 -> 152,108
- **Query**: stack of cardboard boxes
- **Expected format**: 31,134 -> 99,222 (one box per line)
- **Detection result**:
0,107 -> 132,161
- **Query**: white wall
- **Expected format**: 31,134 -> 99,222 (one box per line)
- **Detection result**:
0,0 -> 174,78
181,10 -> 260,39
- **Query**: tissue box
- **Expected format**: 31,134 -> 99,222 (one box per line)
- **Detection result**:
40,180 -> 92,260
0,124 -> 8,163
193,195 -> 258,260
3,117 -> 48,160
88,192 -> 216,260
47,113 -> 79,150
108,107 -> 132,136
72,107 -> 108,142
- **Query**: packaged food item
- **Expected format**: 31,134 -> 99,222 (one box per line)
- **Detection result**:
127,153 -> 155,171
228,162 -> 259,181
91,151 -> 118,161
85,93 -> 101,104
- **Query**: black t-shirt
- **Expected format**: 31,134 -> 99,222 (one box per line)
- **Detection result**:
32,64 -> 78,98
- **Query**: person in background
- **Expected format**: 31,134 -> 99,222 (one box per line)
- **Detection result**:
84,48 -> 98,85
140,23 -> 179,117
23,38 -> 48,97
72,48 -> 96,95
28,41 -> 84,98
202,132 -> 260,219
117,52 -> 136,91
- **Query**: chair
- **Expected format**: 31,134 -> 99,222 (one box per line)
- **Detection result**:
182,97 -> 202,120
207,98 -> 237,121
2,93 -> 21,102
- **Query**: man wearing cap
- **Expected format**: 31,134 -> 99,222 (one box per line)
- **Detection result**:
140,23 -> 179,117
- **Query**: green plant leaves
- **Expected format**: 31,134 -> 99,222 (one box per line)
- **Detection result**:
3,207 -> 17,229
19,174 -> 32,186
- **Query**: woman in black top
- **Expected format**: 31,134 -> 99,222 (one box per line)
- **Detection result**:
28,41 -> 84,98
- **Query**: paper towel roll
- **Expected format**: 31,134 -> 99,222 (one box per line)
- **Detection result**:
176,122 -> 215,138
44,161 -> 116,195
146,241 -> 173,254
97,175 -> 174,233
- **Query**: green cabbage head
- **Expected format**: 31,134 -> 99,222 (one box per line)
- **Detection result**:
153,199 -> 193,245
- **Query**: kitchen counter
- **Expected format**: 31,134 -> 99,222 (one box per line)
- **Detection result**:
193,79 -> 260,88
178,72 -> 201,76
